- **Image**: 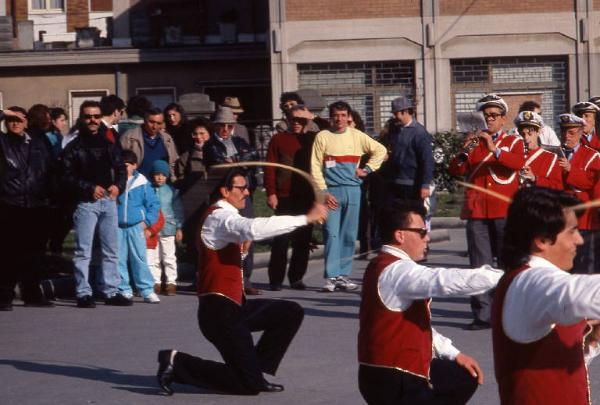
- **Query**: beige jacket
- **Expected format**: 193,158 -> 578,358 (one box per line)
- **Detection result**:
120,126 -> 179,181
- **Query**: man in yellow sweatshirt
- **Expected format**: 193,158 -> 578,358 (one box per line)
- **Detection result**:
311,101 -> 387,292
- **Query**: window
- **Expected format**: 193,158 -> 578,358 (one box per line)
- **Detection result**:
136,87 -> 177,110
450,57 -> 568,131
30,0 -> 65,11
68,89 -> 109,126
298,61 -> 415,135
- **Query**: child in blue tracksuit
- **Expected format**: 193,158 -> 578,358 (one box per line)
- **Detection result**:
117,150 -> 161,303
147,160 -> 184,296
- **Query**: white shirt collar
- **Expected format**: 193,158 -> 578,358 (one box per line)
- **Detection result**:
381,245 -> 412,261
215,199 -> 239,213
528,255 -> 561,270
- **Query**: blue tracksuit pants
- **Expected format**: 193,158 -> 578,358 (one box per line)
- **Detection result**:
323,185 -> 361,278
117,223 -> 155,298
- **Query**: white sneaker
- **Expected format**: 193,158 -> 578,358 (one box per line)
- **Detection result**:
144,292 -> 161,304
321,278 -> 338,292
336,276 -> 358,291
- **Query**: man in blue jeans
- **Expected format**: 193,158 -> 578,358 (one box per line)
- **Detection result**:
62,100 -> 130,308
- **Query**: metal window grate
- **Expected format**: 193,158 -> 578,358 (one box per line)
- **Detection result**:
450,57 -> 568,130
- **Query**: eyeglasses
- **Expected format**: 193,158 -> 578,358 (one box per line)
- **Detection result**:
83,114 -> 102,120
484,113 -> 503,120
231,185 -> 248,191
399,228 -> 428,238
219,124 -> 235,129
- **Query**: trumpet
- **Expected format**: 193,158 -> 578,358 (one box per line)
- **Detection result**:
458,134 -> 480,162
519,141 -> 534,188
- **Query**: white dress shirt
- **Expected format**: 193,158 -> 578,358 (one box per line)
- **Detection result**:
378,245 -> 504,360
201,199 -> 308,250
502,255 -> 600,363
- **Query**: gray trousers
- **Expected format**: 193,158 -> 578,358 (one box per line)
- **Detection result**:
466,218 -> 505,323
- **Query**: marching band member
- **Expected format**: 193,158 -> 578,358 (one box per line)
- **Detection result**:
449,94 -> 524,330
558,113 -> 600,274
572,101 -> 600,151
514,111 -> 562,190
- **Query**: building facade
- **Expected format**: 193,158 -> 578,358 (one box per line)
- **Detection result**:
0,0 -> 271,127
270,0 -> 600,134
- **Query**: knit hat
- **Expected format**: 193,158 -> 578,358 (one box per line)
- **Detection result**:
151,159 -> 170,177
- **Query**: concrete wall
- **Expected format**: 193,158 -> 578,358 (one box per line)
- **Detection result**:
0,58 -> 270,119
270,0 -> 598,133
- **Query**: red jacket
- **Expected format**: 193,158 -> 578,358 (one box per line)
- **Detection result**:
449,132 -> 524,219
525,148 -> 563,190
358,252 -> 432,379
563,144 -> 600,230
581,129 -> 600,151
492,265 -> 589,405
145,209 -> 165,249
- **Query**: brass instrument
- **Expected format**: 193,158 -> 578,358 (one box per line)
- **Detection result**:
458,134 -> 480,162
519,139 -> 534,188
463,136 -> 480,154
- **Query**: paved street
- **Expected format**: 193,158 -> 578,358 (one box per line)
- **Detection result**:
2,229 -> 600,404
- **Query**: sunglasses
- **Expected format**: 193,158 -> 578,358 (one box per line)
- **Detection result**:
400,228 -> 428,238
83,114 -> 102,120
291,117 -> 308,125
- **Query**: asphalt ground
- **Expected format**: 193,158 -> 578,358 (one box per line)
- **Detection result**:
2,228 -> 600,404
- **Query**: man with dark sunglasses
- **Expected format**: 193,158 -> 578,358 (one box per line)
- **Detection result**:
62,100 -> 130,308
358,201 -> 502,404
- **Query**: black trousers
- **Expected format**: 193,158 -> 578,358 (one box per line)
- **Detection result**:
172,295 -> 304,395
0,204 -> 48,304
359,359 -> 478,405
267,197 -> 313,286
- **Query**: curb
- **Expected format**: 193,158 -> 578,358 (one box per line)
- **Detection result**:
40,220 -> 458,299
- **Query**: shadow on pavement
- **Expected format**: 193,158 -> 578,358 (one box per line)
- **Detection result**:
0,359 -> 154,389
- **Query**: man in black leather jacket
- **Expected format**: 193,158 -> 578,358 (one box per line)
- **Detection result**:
0,106 -> 56,310
61,100 -> 130,308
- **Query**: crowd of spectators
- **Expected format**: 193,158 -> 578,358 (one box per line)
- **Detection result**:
0,89 -> 439,310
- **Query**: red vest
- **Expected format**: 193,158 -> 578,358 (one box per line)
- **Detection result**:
195,205 -> 244,305
563,144 -> 600,230
449,132 -> 524,219
491,264 -> 590,405
358,252 -> 432,379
